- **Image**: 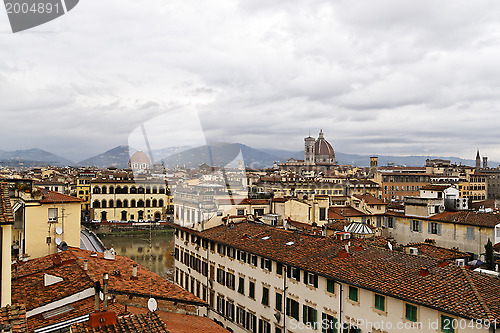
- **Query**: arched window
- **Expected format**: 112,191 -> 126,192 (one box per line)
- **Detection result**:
131,200 -> 136,208
146,187 -> 151,194
138,200 -> 144,208
123,186 -> 128,194
93,200 -> 100,208
93,187 -> 101,194
152,199 -> 157,207
101,199 -> 107,208
146,200 -> 151,208
159,188 -> 165,194
123,199 -> 128,208
152,186 -> 158,194
101,186 -> 107,194
115,186 -> 121,194
108,200 -> 114,208
109,186 -> 114,194
130,187 -> 137,194
159,199 -> 164,207
117,200 -> 122,208
138,187 -> 145,194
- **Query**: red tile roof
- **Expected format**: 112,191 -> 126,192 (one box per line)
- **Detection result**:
329,206 -> 367,217
406,243 -> 470,261
40,190 -> 83,203
430,211 -> 500,228
0,182 -> 14,225
70,312 -> 168,333
0,304 -> 27,333
352,194 -> 387,205
127,307 -> 229,333
185,222 -> 500,322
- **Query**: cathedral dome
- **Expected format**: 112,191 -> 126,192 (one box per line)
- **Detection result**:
129,150 -> 151,170
314,130 -> 335,157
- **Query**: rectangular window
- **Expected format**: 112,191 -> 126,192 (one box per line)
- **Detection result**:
327,279 -> 335,294
239,251 -> 247,262
466,226 -> 475,240
217,268 -> 225,285
262,287 -> 269,306
348,286 -> 358,302
288,267 -> 300,282
238,276 -> 245,294
249,281 -> 255,299
319,207 -> 326,221
261,258 -> 272,271
275,292 -> 282,312
226,272 -> 235,290
259,319 -> 271,333
276,263 -> 283,275
322,313 -> 337,333
237,306 -> 246,326
428,222 -> 442,235
303,305 -> 318,329
237,209 -> 245,216
247,313 -> 257,333
304,272 -> 318,287
250,255 -> 258,266
48,208 -> 58,221
441,315 -> 455,333
286,298 -> 300,321
405,304 -> 418,322
411,220 -> 422,232
226,302 -> 235,321
374,294 -> 385,312
217,295 -> 225,314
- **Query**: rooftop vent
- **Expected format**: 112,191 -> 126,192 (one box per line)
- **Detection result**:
419,267 -> 430,277
285,241 -> 295,246
262,236 -> 270,240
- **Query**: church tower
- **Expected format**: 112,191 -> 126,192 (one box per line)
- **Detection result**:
475,149 -> 481,172
304,135 -> 315,165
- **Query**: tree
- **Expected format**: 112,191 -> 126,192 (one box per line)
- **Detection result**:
485,238 -> 494,270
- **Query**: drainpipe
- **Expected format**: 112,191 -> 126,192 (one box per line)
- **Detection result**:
335,281 -> 343,331
283,266 -> 287,333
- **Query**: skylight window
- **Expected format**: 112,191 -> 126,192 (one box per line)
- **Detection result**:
285,241 -> 295,246
262,236 -> 270,240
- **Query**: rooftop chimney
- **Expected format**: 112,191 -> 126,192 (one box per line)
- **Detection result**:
419,267 -> 430,277
131,264 -> 138,280
83,259 -> 88,271
89,274 -> 116,328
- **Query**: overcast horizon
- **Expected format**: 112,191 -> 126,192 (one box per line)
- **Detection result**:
2,1 -> 500,162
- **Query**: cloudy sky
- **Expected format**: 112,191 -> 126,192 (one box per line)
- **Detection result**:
1,0 -> 500,162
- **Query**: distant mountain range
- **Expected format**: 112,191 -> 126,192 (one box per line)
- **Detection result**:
0,145 -> 497,169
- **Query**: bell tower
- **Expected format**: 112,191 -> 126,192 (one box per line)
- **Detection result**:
304,135 -> 315,165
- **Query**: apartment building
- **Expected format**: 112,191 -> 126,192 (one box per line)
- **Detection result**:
375,171 -> 431,202
90,178 -> 170,221
172,222 -> 500,333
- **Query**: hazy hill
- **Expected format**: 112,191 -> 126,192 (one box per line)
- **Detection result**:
0,148 -> 74,167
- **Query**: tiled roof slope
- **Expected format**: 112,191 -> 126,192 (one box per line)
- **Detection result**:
39,190 -> 83,203
353,194 -> 387,205
194,222 -> 500,322
0,182 -> 14,225
0,304 -> 27,333
69,248 -> 205,305
406,243 -> 470,261
127,307 -> 230,333
70,313 -> 169,333
28,298 -> 125,332
12,257 -> 94,311
431,211 -> 500,228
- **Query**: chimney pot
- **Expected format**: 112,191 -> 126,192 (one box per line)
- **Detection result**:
83,259 -> 88,271
131,264 -> 138,280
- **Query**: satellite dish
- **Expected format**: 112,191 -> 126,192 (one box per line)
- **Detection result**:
59,241 -> 68,251
274,312 -> 281,322
56,227 -> 63,235
147,298 -> 157,312
55,237 -> 62,245
388,242 -> 393,251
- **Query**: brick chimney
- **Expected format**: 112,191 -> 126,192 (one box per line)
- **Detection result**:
88,273 -> 116,328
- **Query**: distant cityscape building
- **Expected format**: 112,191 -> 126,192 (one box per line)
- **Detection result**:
128,150 -> 151,172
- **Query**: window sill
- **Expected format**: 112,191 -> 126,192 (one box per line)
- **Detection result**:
346,299 -> 360,307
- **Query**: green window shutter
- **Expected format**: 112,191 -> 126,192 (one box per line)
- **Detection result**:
375,294 -> 385,311
428,222 -> 432,234
418,221 -> 423,233
286,298 -> 290,316
437,223 -> 442,236
405,304 -> 417,322
312,309 -> 317,329
348,286 -> 358,302
303,305 -> 307,324
314,275 -> 318,288
276,293 -> 282,312
327,279 -> 335,293
441,315 -> 455,333
303,271 -> 308,285
287,266 -> 292,278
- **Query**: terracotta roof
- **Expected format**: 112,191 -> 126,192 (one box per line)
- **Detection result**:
420,184 -> 454,191
40,190 -> 83,203
430,211 -> 500,228
69,248 -> 205,305
352,194 -> 387,205
12,254 -> 94,311
329,206 -> 367,217
127,307 -> 229,333
406,243 -> 470,261
28,297 -> 125,332
71,313 -> 168,333
217,199 -> 269,206
0,182 -> 14,225
0,304 -> 27,333
186,222 -> 500,322
327,208 -> 347,220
